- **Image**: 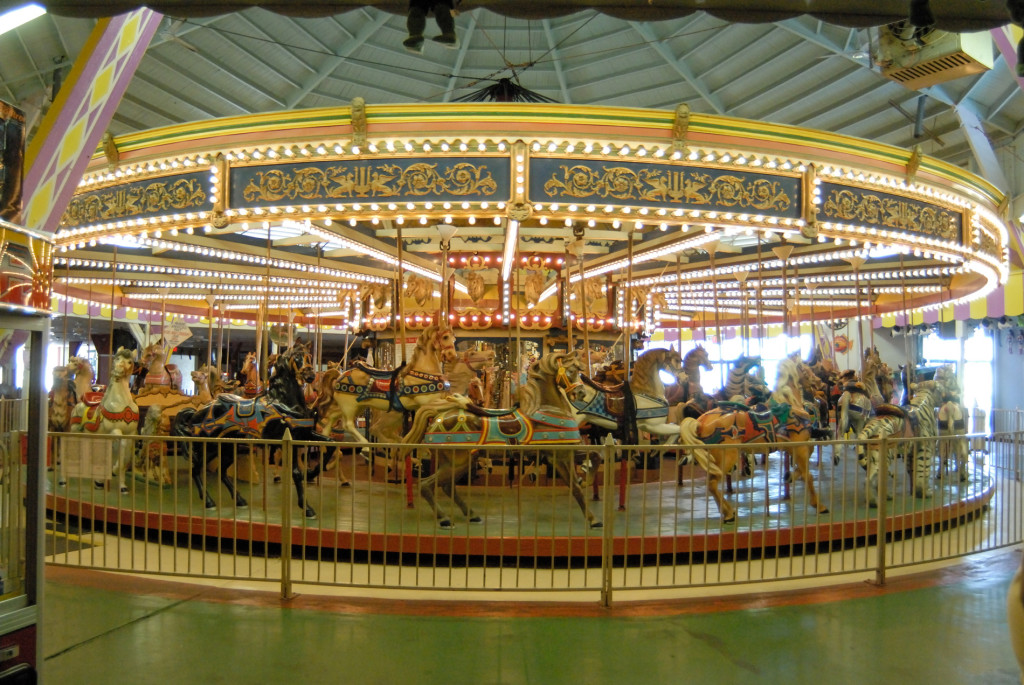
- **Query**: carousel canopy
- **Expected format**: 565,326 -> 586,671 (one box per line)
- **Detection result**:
2,2 -> 1017,31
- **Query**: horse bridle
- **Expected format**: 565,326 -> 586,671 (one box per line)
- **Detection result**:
555,357 -> 583,396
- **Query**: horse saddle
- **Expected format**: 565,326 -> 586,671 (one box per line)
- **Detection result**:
581,375 -> 626,417
464,402 -> 520,418
582,374 -> 624,396
353,360 -> 398,380
82,391 -> 104,407
938,418 -> 967,431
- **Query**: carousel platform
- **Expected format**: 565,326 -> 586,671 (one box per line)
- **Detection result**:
45,445 -> 996,563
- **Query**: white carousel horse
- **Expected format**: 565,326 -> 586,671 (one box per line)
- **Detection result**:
66,355 -> 95,401
69,347 -> 140,495
677,356 -> 828,524
567,347 -> 685,444
855,380 -> 944,505
320,324 -> 459,446
401,351 -> 599,529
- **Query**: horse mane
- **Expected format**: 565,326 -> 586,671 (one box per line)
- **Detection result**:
519,352 -> 571,415
631,348 -> 676,396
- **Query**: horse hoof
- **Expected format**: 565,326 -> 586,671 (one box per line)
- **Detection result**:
590,521 -> 603,529
205,501 -> 217,510
93,480 -> 105,490
468,516 -> 482,524
723,516 -> 736,525
58,480 -> 67,487
273,475 -> 282,484
305,508 -> 317,519
119,486 -> 129,495
438,519 -> 453,529
818,507 -> 829,515
339,480 -> 351,487
235,499 -> 248,508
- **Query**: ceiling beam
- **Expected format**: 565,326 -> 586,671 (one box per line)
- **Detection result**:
441,13 -> 477,102
541,19 -> 572,104
954,101 -> 1010,194
286,12 -> 390,108
628,21 -> 725,115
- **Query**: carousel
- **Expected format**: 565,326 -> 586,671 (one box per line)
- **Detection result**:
45,102 -> 1007,561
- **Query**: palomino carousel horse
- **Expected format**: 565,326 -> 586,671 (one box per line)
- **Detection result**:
677,357 -> 828,524
855,379 -> 945,505
172,343 -> 328,518
401,351 -> 600,529
567,347 -> 685,444
69,347 -> 140,495
66,355 -> 95,401
320,324 -> 459,446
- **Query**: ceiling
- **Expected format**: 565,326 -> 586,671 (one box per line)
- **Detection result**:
0,3 -> 1021,188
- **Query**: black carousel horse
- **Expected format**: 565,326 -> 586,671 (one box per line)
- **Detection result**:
172,342 -> 328,518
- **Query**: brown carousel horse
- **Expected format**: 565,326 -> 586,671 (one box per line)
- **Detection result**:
666,345 -> 716,421
48,364 -> 77,487
239,351 -> 262,398
677,357 -> 828,524
401,351 -> 599,529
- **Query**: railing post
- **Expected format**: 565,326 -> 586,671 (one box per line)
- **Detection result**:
874,435 -> 888,586
600,441 -> 616,607
280,430 -> 294,599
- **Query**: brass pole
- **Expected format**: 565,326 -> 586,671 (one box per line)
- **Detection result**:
396,223 -> 407,365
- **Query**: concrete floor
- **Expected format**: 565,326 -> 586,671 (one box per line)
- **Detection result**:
42,547 -> 1024,685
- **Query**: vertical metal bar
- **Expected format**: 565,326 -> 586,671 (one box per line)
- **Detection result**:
281,432 -> 294,598
875,435 -> 888,585
600,441 -> 615,607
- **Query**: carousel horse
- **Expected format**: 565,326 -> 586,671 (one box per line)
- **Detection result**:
190,369 -> 213,405
667,345 -> 716,420
855,379 -> 945,505
794,355 -> 831,438
69,347 -> 140,495
133,339 -> 183,393
48,364 -> 77,433
66,355 -> 96,401
937,394 -> 969,481
320,324 -> 459,446
677,357 -> 828,524
401,351 -> 600,529
239,351 -> 262,398
48,364 -> 77,487
567,347 -> 685,444
172,342 -> 328,518
715,355 -> 769,402
836,373 -> 873,440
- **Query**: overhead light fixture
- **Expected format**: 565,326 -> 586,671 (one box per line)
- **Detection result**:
0,4 -> 45,37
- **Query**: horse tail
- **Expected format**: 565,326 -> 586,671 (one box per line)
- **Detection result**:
679,417 -> 721,477
837,392 -> 851,437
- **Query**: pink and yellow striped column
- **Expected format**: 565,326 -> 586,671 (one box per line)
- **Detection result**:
23,9 -> 161,234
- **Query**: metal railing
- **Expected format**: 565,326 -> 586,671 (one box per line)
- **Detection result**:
39,420 -> 1024,605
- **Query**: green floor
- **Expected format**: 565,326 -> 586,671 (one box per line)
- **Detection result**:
43,548 -> 1024,685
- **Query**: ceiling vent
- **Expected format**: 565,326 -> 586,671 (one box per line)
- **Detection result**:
875,23 -> 993,90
